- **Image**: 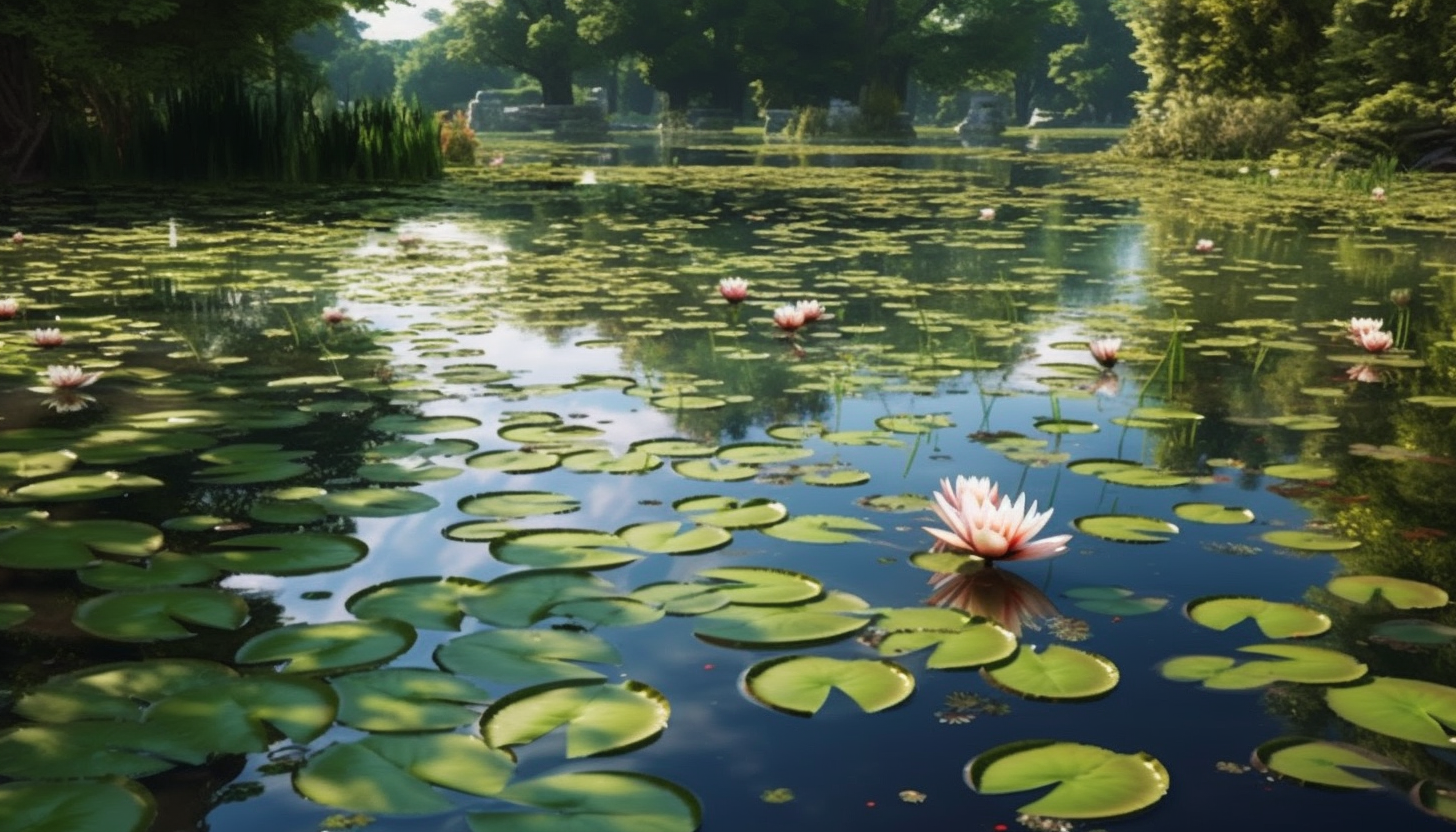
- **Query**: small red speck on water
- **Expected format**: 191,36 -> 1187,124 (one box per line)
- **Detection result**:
994,825 -> 1009,831
1112,616 -> 1122,623
703,664 -> 715,670
865,802 -> 875,808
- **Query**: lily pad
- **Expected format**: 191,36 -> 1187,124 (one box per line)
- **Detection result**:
1263,530 -> 1360,552
965,739 -> 1171,819
857,493 -> 935,513
617,521 -> 732,555
295,733 -> 514,814
1063,587 -> 1169,617
203,532 -> 367,575
982,644 -> 1120,700
332,668 -> 493,732
311,488 -> 440,517
561,449 -> 664,474
716,443 -> 813,465
879,618 -> 1019,669
1171,503 -> 1255,525
467,771 -> 700,832
1326,575 -> 1448,609
142,675 -> 338,758
629,582 -> 729,616
696,566 -> 823,605
876,414 -> 953,434
14,658 -> 238,723
490,529 -> 638,569
0,602 -> 33,629
371,414 -> 482,434
674,496 -> 788,529
0,779 -> 156,832
670,459 -> 759,481
73,588 -> 249,642
694,590 -> 870,647
1073,515 -> 1178,544
1252,737 -> 1402,789
1263,463 -> 1337,481
759,514 -> 881,544
235,619 -> 416,674
1185,596 -> 1331,638
1326,677 -> 1456,746
347,576 -> 491,631
435,628 -> 622,685
1370,619 -> 1456,646
460,491 -> 581,520
743,656 -> 914,716
461,570 -> 618,627
1160,644 -> 1367,690
466,449 -> 563,473
482,679 -> 670,757
0,520 -> 164,570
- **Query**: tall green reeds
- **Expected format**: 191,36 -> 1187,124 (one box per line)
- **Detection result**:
47,80 -> 442,182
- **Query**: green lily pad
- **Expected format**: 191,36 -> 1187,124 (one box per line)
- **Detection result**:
674,496 -> 788,529
143,675 -> 338,758
618,521 -> 732,555
1129,407 -> 1204,422
857,493 -> 936,513
235,619 -> 416,674
1263,530 -> 1361,552
696,566 -> 823,605
670,459 -> 759,481
876,414 -> 953,434
71,430 -> 215,465
1263,463 -> 1337,481
0,450 -> 76,480
1252,737 -> 1402,789
466,449 -> 563,473
877,618 -> 1019,669
1034,419 -> 1100,435
203,532 -> 367,576
1171,503 -> 1255,525
295,733 -> 514,814
629,582 -> 729,616
347,576 -> 492,631
77,550 -> 220,591
1370,619 -> 1456,646
14,659 -> 237,723
467,771 -> 700,832
73,588 -> 249,642
765,424 -> 824,441
743,656 -> 914,716
482,679 -> 669,757
461,570 -> 618,627
0,602 -> 32,629
0,779 -> 156,832
1185,596 -> 1331,638
1073,515 -> 1178,543
371,414 -> 482,434
716,443 -> 813,465
333,668 -> 492,732
435,628 -> 622,685
694,590 -> 870,647
965,739 -> 1171,819
1098,468 -> 1192,488
561,449 -> 664,474
0,520 -> 163,570
311,488 -> 440,517
0,722 -> 180,779
759,514 -> 881,544
1326,575 -> 1448,609
1267,414 -> 1340,431
801,468 -> 871,486
193,444 -> 311,484
491,529 -> 638,569
550,596 -> 666,627
1326,677 -> 1456,746
1161,644 -> 1367,690
821,430 -> 905,447
629,438 -> 718,457
460,491 -> 581,519
1413,780 -> 1456,821
443,521 -> 517,542
249,497 -> 328,524
1063,587 -> 1169,617
982,644 -> 1120,700
357,461 -> 461,483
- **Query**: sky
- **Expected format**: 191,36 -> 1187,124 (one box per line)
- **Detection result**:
355,0 -> 454,41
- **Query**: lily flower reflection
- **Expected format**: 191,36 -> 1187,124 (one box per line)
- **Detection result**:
43,390 -> 96,413
795,299 -> 825,321
772,304 -> 806,333
979,208 -> 996,221
1088,337 -> 1121,369
45,365 -> 100,389
925,477 -> 1071,562
31,328 -> 64,347
10,231 -> 22,245
1357,329 -> 1394,353
0,298 -> 17,319
718,277 -> 748,303
927,564 -> 1057,637
1089,370 -> 1121,397
1346,364 -> 1383,384
321,307 -> 348,325
1194,238 -> 1215,253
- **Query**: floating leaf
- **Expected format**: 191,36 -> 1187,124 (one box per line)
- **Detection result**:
73,588 -> 248,642
857,494 -> 935,513
203,532 -> 367,576
629,582 -> 728,616
482,679 -> 669,757
0,602 -> 32,629
1263,530 -> 1360,552
1074,515 -> 1178,543
0,779 -> 156,832
1326,575 -> 1448,609
1370,619 -> 1456,646
311,488 -> 440,517
371,414 -> 482,434
982,644 -> 1119,700
333,668 -> 492,732
743,656 -> 914,716
618,521 -> 732,555
965,740 -> 1171,819
561,449 -> 664,474
694,590 -> 870,647
295,733 -> 513,814
461,570 -> 617,627
630,438 -> 718,458
1263,463 -> 1337,481
1064,587 -> 1169,617
1326,677 -> 1456,746
1252,737 -> 1401,789
0,520 -> 163,570
460,491 -> 581,519
467,771 -> 700,832
1185,596 -> 1330,638
1161,644 -> 1366,690
876,414 -> 953,434
490,529 -> 638,569
436,628 -> 621,685
466,449 -> 563,474
0,723 -> 178,779
674,496 -> 788,528
696,566 -> 822,605
235,619 -> 416,674
716,443 -> 813,465
14,659 -> 237,723
759,514 -> 881,544
347,576 -> 491,631
1171,503 -> 1255,525
13,473 -> 161,501
143,675 -> 338,759
670,459 -> 758,481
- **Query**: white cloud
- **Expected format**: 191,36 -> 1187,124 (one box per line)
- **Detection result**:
355,0 -> 455,41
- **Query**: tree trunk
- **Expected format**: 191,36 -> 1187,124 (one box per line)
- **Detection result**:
538,67 -> 575,106
0,35 -> 45,182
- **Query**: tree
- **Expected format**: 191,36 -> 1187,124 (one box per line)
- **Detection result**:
397,12 -> 518,112
448,0 -> 595,106
1043,0 -> 1142,122
737,0 -> 861,110
0,0 -> 387,182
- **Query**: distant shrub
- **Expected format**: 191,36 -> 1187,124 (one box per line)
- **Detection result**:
439,111 -> 477,165
855,83 -> 906,137
1120,90 -> 1299,160
791,106 -> 829,140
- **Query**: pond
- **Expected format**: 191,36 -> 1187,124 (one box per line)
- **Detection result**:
2,137 -> 1456,832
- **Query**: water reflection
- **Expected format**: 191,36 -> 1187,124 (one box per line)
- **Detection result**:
926,563 -> 1058,637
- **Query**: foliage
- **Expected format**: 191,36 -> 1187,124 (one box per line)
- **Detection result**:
1118,89 -> 1300,160
449,0 -> 594,106
439,111 -> 478,165
395,15 -> 519,112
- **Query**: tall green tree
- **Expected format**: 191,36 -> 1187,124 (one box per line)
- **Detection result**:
397,11 -> 518,112
449,0 -> 594,105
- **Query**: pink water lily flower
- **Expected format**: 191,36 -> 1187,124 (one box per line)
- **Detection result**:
1357,329 -> 1393,353
321,307 -> 348,325
1347,364 -> 1382,384
1194,239 -> 1215,253
1348,317 -> 1383,341
925,480 -> 1071,562
937,475 -> 1000,513
979,208 -> 996,221
0,298 -> 17,319
795,299 -> 825,321
32,328 -> 63,347
1371,187 -> 1386,202
719,277 -> 748,303
1088,337 -> 1122,368
10,231 -> 22,245
46,364 -> 100,389
773,304 -> 806,332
